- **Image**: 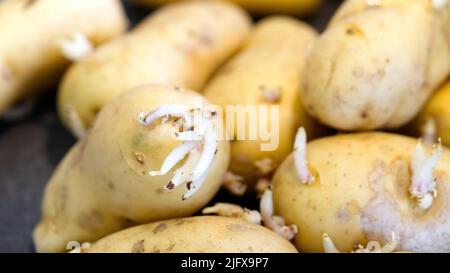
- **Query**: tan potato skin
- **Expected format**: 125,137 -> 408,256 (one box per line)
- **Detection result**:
301,0 -> 450,131
204,16 -> 325,185
273,132 -> 450,253
407,81 -> 450,146
132,0 -> 322,15
58,0 -> 251,137
0,0 -> 128,115
34,86 -> 230,253
82,216 -> 298,253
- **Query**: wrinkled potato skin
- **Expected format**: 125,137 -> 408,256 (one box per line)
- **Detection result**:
58,0 -> 251,137
132,0 -> 321,15
301,0 -> 450,130
273,133 -> 450,252
34,86 -> 230,253
0,0 -> 128,115
83,216 -> 298,253
408,81 -> 450,146
204,16 -> 324,185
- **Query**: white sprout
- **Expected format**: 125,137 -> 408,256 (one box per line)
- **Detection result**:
57,32 -> 93,61
149,141 -> 199,176
323,233 -> 397,253
202,203 -> 262,225
260,188 -> 298,241
410,139 -> 443,210
139,104 -> 218,200
294,127 -> 315,184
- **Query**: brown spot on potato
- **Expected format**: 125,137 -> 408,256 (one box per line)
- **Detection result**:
132,240 -> 145,253
134,152 -> 145,164
122,218 -> 136,228
152,223 -> 168,234
166,244 -> 175,251
107,182 -> 115,191
78,210 -> 103,230
228,223 -> 252,232
346,24 -> 366,38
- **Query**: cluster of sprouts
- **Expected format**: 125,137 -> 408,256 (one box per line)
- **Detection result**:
138,104 -> 219,200
410,139 -> 443,210
202,203 -> 262,225
57,32 -> 93,61
323,233 -> 397,253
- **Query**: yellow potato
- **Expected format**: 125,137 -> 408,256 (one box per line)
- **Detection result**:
273,132 -> 450,253
407,81 -> 450,146
34,85 -> 230,252
301,0 -> 450,130
58,0 -> 251,138
78,216 -> 298,253
0,0 -> 128,115
204,16 -> 325,186
132,0 -> 321,15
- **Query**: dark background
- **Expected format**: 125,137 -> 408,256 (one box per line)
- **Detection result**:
0,0 -> 341,253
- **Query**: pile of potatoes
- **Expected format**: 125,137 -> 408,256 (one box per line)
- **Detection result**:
2,0 -> 450,253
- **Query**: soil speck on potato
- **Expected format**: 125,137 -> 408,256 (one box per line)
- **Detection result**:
134,152 -> 145,164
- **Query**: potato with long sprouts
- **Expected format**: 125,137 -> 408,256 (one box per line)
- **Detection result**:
58,0 -> 251,137
34,86 -> 230,253
273,132 -> 450,252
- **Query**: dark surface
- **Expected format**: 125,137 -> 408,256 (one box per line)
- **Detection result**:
0,0 -> 341,253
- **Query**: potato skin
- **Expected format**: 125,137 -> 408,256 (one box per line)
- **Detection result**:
408,81 -> 450,146
204,16 -> 324,185
58,0 -> 251,137
132,0 -> 322,15
0,0 -> 128,115
301,0 -> 450,131
273,132 -> 450,253
34,86 -> 230,253
83,216 -> 298,253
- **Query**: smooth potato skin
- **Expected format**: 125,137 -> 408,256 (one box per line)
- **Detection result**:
0,0 -> 128,115
132,0 -> 322,15
84,216 -> 298,253
408,82 -> 450,146
204,16 -> 324,184
34,86 -> 230,253
58,0 -> 251,137
301,0 -> 450,130
273,133 -> 450,252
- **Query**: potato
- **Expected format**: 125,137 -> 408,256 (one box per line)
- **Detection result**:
301,0 -> 450,131
407,81 -> 450,146
34,85 -> 230,253
0,0 -> 128,115
132,0 -> 321,16
273,132 -> 450,253
58,0 -> 251,138
203,16 -> 325,186
75,216 -> 298,253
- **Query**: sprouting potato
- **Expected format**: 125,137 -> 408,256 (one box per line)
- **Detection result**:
203,16 -> 325,187
34,85 -> 230,252
0,0 -> 128,115
273,130 -> 450,253
301,0 -> 450,131
73,216 -> 298,253
58,0 -> 251,138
